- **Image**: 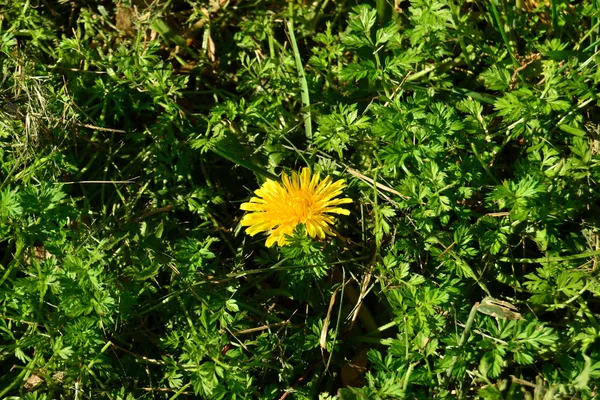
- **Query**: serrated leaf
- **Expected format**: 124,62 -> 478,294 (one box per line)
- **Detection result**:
347,5 -> 377,37
513,350 -> 534,365
480,65 -> 511,91
225,299 -> 239,313
375,24 -> 399,46
479,347 -> 506,378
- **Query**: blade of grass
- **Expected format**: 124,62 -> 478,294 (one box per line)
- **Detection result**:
575,19 -> 600,50
500,248 -> 600,264
551,0 -> 558,33
583,37 -> 600,52
594,0 -> 600,53
211,132 -> 279,181
150,18 -> 199,60
488,0 -> 520,68
286,20 -> 313,141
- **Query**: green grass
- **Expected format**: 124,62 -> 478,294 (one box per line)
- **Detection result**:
0,0 -> 599,399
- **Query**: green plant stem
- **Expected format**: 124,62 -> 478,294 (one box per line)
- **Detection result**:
471,143 -> 500,185
86,340 -> 112,371
312,0 -> 331,32
376,0 -> 388,24
0,348 -> 41,399
551,0 -> 558,33
578,298 -> 600,331
0,362 -> 30,398
446,302 -> 479,378
0,239 -> 25,286
349,336 -> 393,344
176,295 -> 199,337
403,362 -> 418,392
583,38 -> 600,52
575,19 -> 600,50
169,382 -> 193,400
366,320 -> 398,336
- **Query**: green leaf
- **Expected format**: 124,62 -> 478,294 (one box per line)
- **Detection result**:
478,297 -> 523,320
573,354 -> 592,390
210,132 -> 278,180
0,188 -> 23,219
225,299 -> 239,313
375,24 -> 399,46
558,123 -> 586,137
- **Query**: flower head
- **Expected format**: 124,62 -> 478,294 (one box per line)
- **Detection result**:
240,168 -> 352,247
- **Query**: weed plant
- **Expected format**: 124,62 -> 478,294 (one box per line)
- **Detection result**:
0,0 -> 599,398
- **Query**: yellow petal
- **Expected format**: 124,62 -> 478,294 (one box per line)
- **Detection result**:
323,207 -> 351,215
240,201 -> 267,211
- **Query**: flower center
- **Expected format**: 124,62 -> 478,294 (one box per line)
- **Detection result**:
288,191 -> 316,223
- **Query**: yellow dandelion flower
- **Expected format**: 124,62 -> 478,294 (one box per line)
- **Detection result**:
240,168 -> 352,247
